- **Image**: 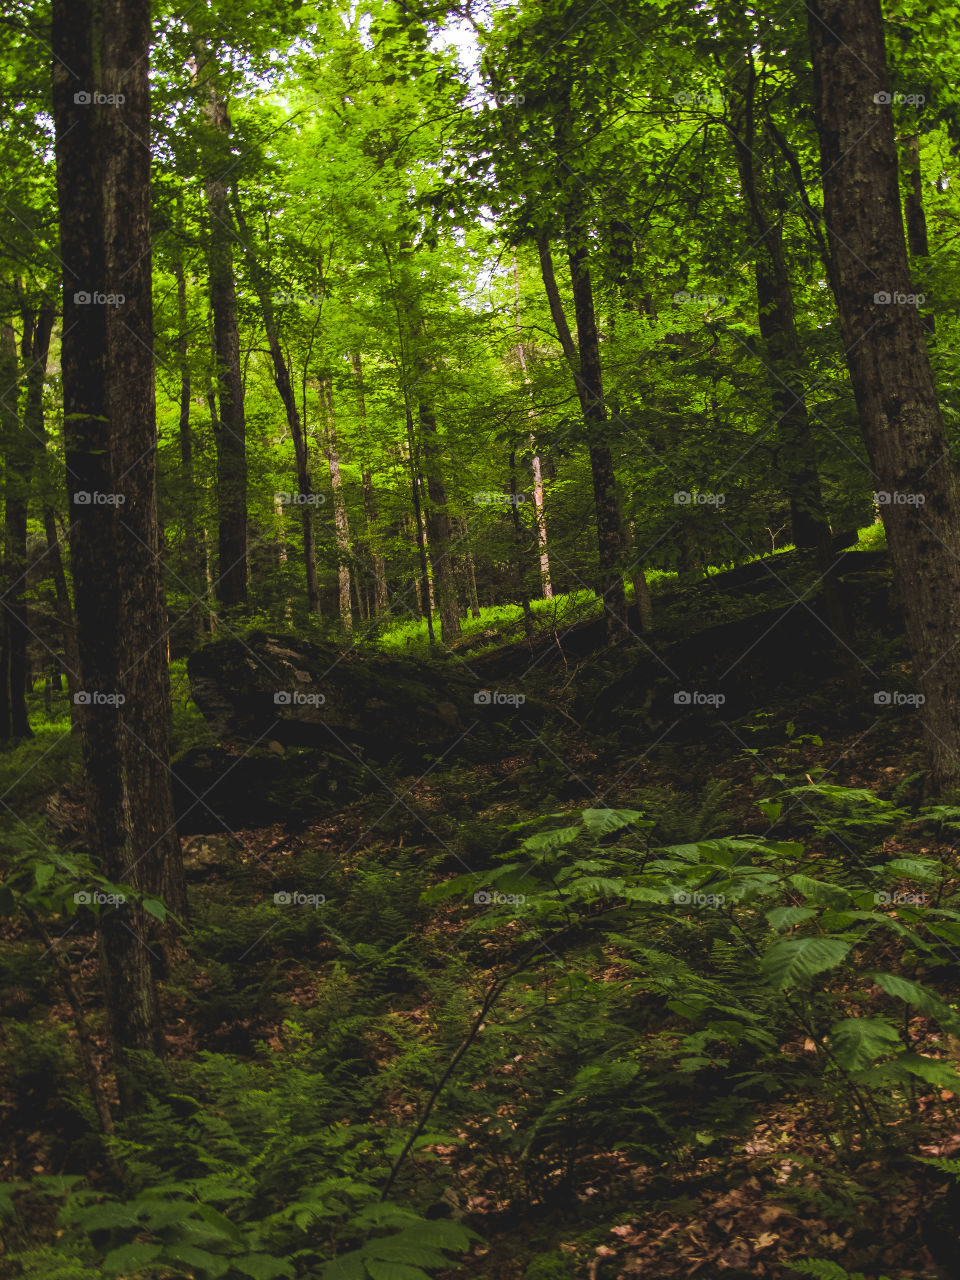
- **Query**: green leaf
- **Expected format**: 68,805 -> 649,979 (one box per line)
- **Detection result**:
765,906 -> 817,931
419,874 -> 478,905
872,972 -> 959,1026
34,863 -> 56,890
521,825 -> 580,855
788,874 -> 851,907
74,1202 -> 141,1231
579,808 -> 650,837
102,1242 -> 163,1273
893,1053 -> 960,1089
0,1181 -> 25,1220
883,857 -> 941,883
195,1203 -> 246,1244
141,896 -> 168,921
365,1263 -> 430,1280
761,937 -> 850,989
234,1255 -> 296,1279
168,1244 -> 231,1277
321,1252 -> 367,1280
828,1017 -> 901,1070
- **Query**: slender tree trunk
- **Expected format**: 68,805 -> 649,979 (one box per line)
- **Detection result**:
172,235 -> 206,644
730,68 -> 830,550
320,377 -> 353,630
900,131 -> 936,342
404,421 -> 434,642
44,510 -> 80,708
807,0 -> 960,791
508,452 -> 535,640
417,392 -> 461,643
513,256 -> 552,598
0,321 -> 19,739
197,80 -> 247,608
352,354 -> 389,614
537,233 -> 627,636
0,312 -> 41,740
458,517 -> 481,619
233,193 -> 321,613
52,0 -> 187,1100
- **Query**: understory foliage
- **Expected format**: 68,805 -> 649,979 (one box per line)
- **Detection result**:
4,773 -> 960,1278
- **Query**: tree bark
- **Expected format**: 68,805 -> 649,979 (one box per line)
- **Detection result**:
44,510 -> 80,709
233,193 -> 321,613
404,415 -> 434,641
730,61 -> 830,550
513,256 -> 552,598
352,353 -> 389,615
417,391 -> 461,644
52,0 -> 187,1097
0,322 -> 22,739
536,233 -> 627,637
196,78 -> 247,608
508,452 -> 535,639
458,517 -> 481,619
320,376 -> 353,630
171,233 -> 207,643
900,131 -> 935,342
807,0 -> 960,791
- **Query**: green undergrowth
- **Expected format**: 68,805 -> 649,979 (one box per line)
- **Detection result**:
2,765 -> 957,1279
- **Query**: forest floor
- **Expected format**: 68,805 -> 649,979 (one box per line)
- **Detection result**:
4,530 -> 960,1280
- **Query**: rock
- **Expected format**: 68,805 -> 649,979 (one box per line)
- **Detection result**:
186,631 -> 540,767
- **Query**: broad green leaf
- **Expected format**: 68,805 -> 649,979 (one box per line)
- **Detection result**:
521,825 -> 579,855
321,1253 -> 366,1280
196,1203 -> 246,1244
788,874 -> 851,907
168,1245 -> 231,1277
365,1265 -> 430,1280
234,1255 -> 296,1279
828,1017 -> 901,1070
761,937 -> 850,988
872,972 -> 959,1027
883,857 -> 941,883
34,863 -> 56,889
765,905 -> 817,932
580,808 -> 651,837
102,1242 -> 163,1273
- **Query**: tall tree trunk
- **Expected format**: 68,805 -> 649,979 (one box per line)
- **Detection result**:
513,256 -> 552,598
197,79 -> 247,608
404,417 -> 434,642
15,304 -> 57,723
0,321 -> 19,739
508,452 -> 535,640
44,510 -> 80,709
417,392 -> 461,644
807,0 -> 960,792
458,517 -> 481,619
320,377 -> 353,630
900,131 -> 936,342
352,354 -> 389,615
52,0 -> 187,1100
730,63 -> 830,550
233,192 -> 321,613
752,249 -> 829,548
537,233 -> 627,637
172,235 -> 207,644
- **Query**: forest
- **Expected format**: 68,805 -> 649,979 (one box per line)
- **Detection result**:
3,0 -> 960,1276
